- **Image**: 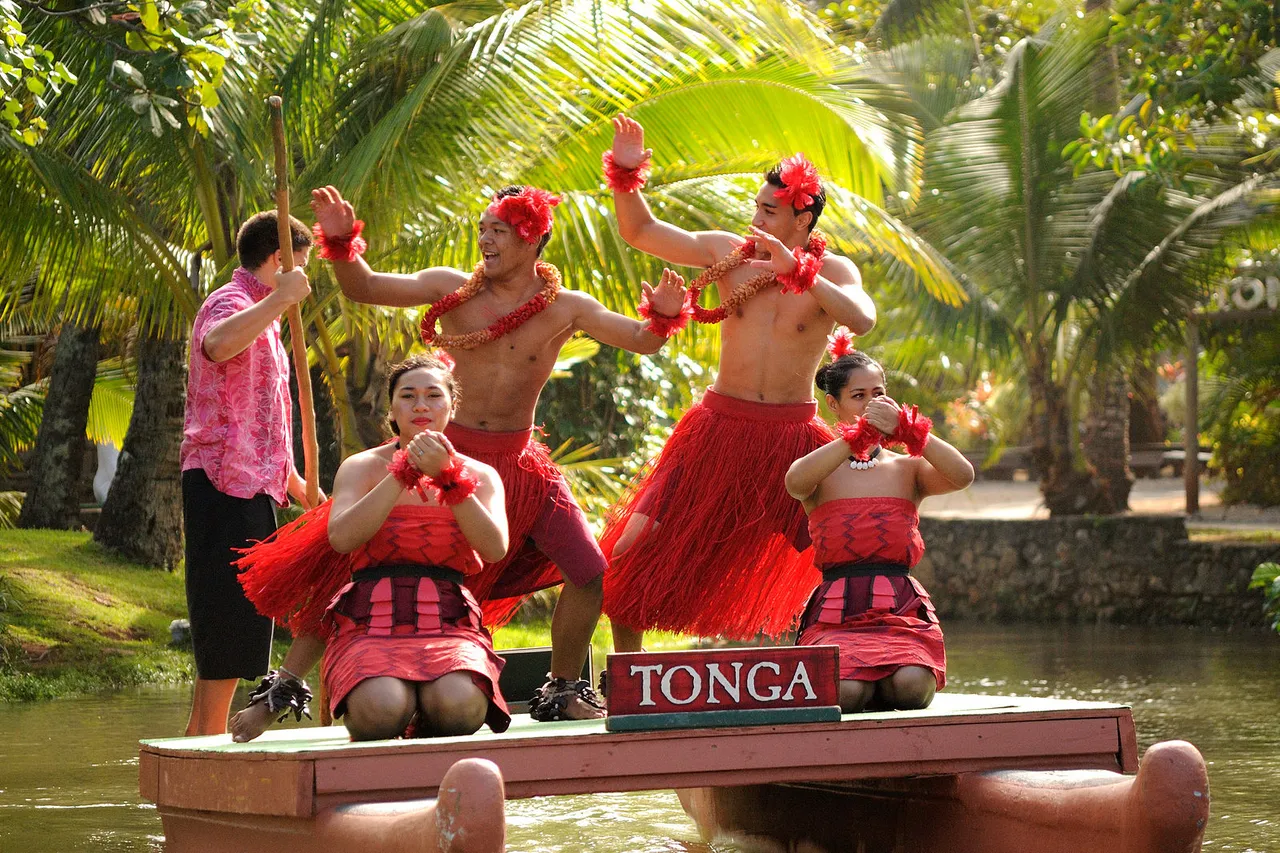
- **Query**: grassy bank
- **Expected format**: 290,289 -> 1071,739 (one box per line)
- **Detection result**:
0,529 -> 694,703
0,529 -> 192,702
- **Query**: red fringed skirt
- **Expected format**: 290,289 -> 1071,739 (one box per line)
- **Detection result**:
797,567 -> 946,688
322,569 -> 511,733
445,422 -> 607,628
600,388 -> 834,639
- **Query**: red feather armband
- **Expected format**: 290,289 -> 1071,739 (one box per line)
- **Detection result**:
889,405 -> 932,456
837,418 -> 881,461
777,246 -> 824,295
638,291 -> 693,338
388,450 -> 431,501
427,458 -> 480,506
312,220 -> 367,263
603,151 -> 651,193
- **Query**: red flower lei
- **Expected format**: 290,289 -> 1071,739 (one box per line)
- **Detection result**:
684,231 -> 827,325
419,262 -> 562,351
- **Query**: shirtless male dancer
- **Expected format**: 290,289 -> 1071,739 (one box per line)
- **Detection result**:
311,183 -> 687,719
599,114 -> 877,653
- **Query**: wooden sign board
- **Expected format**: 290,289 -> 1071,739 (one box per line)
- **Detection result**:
605,646 -> 841,732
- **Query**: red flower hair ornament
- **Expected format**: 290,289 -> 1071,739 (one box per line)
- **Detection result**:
486,187 -> 561,244
827,326 -> 856,360
774,154 -> 822,210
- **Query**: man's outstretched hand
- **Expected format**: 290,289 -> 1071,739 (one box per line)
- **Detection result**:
310,185 -> 357,237
611,114 -> 652,170
642,268 -> 688,317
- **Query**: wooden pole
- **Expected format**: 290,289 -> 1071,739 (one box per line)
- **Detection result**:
1184,314 -> 1199,516
269,95 -> 320,509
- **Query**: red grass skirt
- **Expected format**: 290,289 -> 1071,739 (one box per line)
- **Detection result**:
444,423 -> 575,627
600,389 -> 834,639
321,574 -> 511,733
797,573 -> 946,688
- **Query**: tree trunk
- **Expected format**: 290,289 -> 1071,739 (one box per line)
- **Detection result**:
94,325 -> 187,568
1029,351 -> 1105,515
17,319 -> 100,530
1129,359 -> 1166,444
1081,366 -> 1133,513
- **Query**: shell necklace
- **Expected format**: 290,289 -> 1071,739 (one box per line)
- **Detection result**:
849,446 -> 882,471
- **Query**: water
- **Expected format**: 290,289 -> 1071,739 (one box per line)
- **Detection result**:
1,624 -> 1277,852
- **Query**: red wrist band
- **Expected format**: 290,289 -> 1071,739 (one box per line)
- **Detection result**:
313,220 -> 367,263
889,405 -> 932,456
637,291 -> 693,338
777,246 -> 824,294
388,450 -> 430,501
603,151 -> 651,193
427,458 -> 480,506
837,418 -> 881,461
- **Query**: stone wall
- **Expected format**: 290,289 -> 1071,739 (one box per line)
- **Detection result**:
914,516 -> 1279,629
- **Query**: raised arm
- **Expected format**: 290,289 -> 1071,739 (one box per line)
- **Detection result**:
785,436 -> 850,504
311,186 -> 467,307
201,269 -> 309,362
567,268 -> 688,354
327,452 -> 405,553
608,115 -> 739,268
747,227 -> 876,335
913,432 -> 975,498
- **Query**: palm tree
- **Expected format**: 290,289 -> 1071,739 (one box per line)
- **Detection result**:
908,16 -> 1280,514
4,0 -> 967,562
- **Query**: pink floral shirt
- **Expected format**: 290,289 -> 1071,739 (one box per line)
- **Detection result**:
180,268 -> 294,505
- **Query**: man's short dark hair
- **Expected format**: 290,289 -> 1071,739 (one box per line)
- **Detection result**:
236,211 -> 313,270
493,185 -> 552,256
764,164 -> 827,232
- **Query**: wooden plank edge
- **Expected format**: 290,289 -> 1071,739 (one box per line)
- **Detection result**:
606,706 -> 843,732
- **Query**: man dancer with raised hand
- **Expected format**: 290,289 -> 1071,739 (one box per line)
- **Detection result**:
599,114 -> 877,654
309,183 -> 689,720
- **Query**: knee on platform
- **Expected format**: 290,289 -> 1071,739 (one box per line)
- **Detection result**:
883,666 -> 936,710
420,673 -> 488,736
343,677 -> 417,741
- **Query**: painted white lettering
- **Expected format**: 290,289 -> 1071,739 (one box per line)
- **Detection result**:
782,661 -> 817,701
747,661 -> 782,702
706,662 -> 743,704
630,664 -> 664,706
660,664 -> 702,706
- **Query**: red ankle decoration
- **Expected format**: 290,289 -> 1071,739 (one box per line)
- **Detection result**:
638,291 -> 693,338
388,450 -> 431,501
603,151 -> 651,193
313,220 -> 367,263
837,418 -> 881,461
889,405 -> 932,456
428,458 -> 479,506
777,245 -> 824,294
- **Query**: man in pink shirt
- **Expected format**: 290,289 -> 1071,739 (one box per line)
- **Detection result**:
180,211 -> 317,736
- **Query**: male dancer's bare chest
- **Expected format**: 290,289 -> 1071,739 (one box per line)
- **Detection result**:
445,302 -> 575,431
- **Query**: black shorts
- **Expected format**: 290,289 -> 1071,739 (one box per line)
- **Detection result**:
182,468 -> 277,680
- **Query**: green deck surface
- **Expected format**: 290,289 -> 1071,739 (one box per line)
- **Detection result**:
141,693 -> 1129,756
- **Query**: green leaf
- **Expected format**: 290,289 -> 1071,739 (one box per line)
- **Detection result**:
112,60 -> 145,88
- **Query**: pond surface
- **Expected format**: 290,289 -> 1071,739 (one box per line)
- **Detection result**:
1,624 -> 1277,852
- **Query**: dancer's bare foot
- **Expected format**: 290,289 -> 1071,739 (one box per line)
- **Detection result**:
229,701 -> 275,743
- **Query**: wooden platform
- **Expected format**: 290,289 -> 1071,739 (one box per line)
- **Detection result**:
139,693 -> 1137,819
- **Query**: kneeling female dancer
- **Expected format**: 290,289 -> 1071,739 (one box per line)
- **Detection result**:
785,333 -> 974,713
233,354 -> 511,740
